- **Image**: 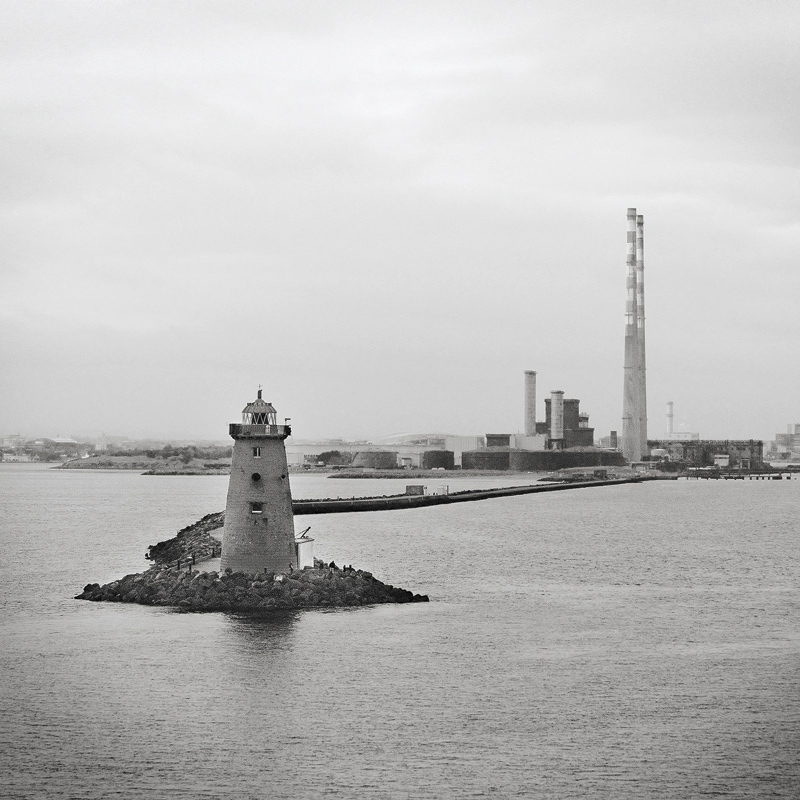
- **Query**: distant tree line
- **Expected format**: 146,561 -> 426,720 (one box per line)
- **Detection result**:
315,450 -> 354,466
37,451 -> 67,462
108,444 -> 232,463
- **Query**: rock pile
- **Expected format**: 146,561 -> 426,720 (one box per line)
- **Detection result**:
76,563 -> 429,612
145,512 -> 224,564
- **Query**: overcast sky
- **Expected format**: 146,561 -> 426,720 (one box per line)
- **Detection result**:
1,0 -> 797,443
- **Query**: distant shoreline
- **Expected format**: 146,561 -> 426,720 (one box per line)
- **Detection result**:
55,455 -> 230,475
327,469 -> 547,479
327,467 -> 643,480
53,458 -> 645,481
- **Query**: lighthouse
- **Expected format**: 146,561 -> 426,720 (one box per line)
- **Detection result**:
219,389 -> 297,575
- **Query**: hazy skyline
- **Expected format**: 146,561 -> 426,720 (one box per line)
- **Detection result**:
2,1 -> 798,443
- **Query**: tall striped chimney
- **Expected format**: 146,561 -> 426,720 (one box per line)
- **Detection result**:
524,370 -> 537,436
622,208 -> 641,462
667,401 -> 674,435
636,213 -> 648,456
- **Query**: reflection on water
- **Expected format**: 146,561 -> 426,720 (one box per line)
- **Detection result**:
221,610 -> 300,661
1,464 -> 799,799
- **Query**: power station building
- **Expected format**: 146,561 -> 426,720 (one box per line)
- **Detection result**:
461,372 -> 624,471
647,401 -> 763,469
541,396 -> 594,448
285,370 -> 621,472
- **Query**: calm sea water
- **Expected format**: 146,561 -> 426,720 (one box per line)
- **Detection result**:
1,463 -> 799,799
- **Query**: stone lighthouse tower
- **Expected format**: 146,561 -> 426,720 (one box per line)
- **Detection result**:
220,389 -> 296,575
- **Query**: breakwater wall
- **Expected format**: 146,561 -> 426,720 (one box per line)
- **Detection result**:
143,477 -> 645,565
292,476 -> 645,515
146,512 -> 223,564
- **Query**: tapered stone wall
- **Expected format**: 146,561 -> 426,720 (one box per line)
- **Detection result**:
220,430 -> 296,575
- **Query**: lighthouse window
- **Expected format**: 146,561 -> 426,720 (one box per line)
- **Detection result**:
250,502 -> 263,514
253,447 -> 262,458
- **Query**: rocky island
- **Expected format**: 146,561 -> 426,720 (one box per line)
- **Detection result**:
76,561 -> 428,612
75,511 -> 429,612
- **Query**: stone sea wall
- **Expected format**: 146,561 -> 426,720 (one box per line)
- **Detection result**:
145,512 -> 224,564
76,564 -> 428,612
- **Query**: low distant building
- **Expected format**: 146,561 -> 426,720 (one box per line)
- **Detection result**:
443,436 -> 485,467
648,439 -> 764,469
421,450 -> 455,470
19,437 -> 88,460
485,433 -> 512,448
285,433 -> 485,469
598,431 -> 618,449
485,433 -> 548,451
1,452 -> 32,462
766,423 -> 800,461
462,448 -> 625,471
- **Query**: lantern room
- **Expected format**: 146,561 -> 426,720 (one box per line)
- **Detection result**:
242,388 -> 277,425
229,388 -> 291,440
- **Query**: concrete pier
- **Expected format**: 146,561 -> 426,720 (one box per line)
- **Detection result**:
292,476 -> 647,514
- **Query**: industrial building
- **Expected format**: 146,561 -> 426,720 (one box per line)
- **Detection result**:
284,433 -> 484,469
282,210 -> 765,475
285,370 -> 617,472
661,401 -> 700,441
643,401 -> 764,468
540,396 -> 594,448
766,424 -> 800,461
461,372 -> 624,471
648,439 -> 764,470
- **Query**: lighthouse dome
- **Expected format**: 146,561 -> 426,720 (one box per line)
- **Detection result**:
242,389 -> 277,425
